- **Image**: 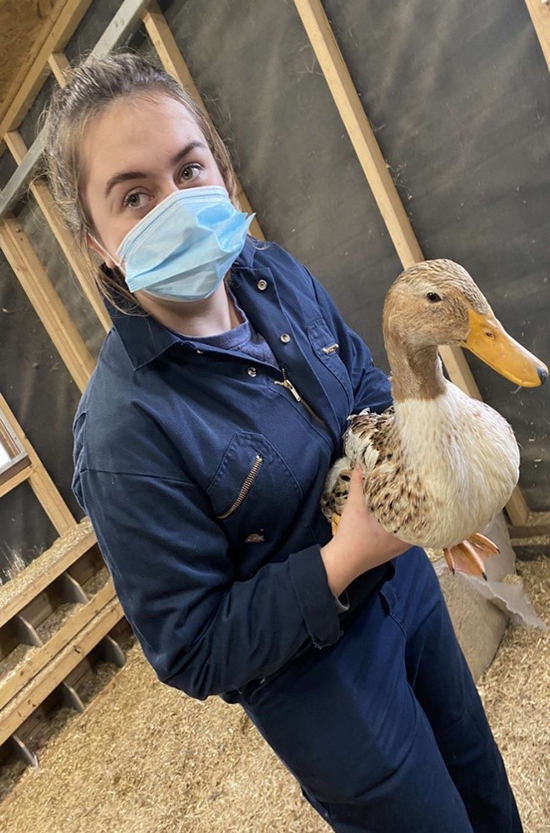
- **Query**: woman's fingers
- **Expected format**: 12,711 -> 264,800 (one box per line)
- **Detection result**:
346,464 -> 364,508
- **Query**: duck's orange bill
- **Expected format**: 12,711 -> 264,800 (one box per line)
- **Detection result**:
462,309 -> 548,388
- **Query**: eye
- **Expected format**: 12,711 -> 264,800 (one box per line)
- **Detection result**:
180,163 -> 202,183
426,292 -> 442,303
122,190 -> 151,210
484,330 -> 495,339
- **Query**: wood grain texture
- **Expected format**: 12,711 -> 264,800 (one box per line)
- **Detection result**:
0,215 -> 95,391
524,0 -> 550,69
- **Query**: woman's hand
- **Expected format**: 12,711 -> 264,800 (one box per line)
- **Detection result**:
320,465 -> 410,597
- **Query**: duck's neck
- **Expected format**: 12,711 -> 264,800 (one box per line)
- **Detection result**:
384,333 -> 447,402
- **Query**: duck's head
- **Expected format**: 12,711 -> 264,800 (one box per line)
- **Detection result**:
383,259 -> 547,387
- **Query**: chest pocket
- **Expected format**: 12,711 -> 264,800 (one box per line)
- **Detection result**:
307,319 -> 354,411
206,432 -> 304,533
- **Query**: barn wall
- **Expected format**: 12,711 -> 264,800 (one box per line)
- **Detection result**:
0,0 -> 548,579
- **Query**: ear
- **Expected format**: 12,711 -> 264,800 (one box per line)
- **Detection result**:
86,231 -> 117,271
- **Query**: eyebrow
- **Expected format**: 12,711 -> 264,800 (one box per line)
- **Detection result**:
104,140 -> 208,198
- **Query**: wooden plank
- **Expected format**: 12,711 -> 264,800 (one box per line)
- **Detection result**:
0,519 -> 95,629
0,0 -> 154,213
293,0 -> 422,268
94,0 -> 153,59
0,595 -> 123,747
509,509 -> 550,539
293,0 -> 533,525
0,581 -> 116,713
0,0 -> 93,141
504,487 -> 532,528
4,130 -> 111,332
292,2 -> 479,391
0,464 -> 32,500
37,1 -> 56,22
524,0 -> 550,69
0,133 -> 46,218
142,1 -> 264,240
0,392 -> 75,535
0,216 -> 95,392
47,51 -> 71,86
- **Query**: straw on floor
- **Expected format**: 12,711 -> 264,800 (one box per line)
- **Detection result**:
1,556 -> 548,833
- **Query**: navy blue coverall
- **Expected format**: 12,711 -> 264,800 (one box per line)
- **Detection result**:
72,239 -> 522,832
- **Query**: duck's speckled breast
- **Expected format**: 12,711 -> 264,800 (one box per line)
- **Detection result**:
345,382 -> 520,549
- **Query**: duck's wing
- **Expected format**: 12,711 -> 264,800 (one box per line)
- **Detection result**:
348,407 -> 427,538
320,407 -> 395,521
344,406 -> 396,474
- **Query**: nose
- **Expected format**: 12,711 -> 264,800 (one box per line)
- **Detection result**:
537,366 -> 548,384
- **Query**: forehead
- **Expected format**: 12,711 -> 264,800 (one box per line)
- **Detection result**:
82,94 -> 206,189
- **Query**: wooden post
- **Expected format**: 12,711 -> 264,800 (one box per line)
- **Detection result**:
0,393 -> 75,535
0,0 -> 93,143
292,0 -> 533,526
524,0 -> 550,69
3,130 -> 111,332
0,216 -> 95,393
142,1 -> 264,240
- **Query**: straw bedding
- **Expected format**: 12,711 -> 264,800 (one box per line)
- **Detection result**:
1,556 -> 548,832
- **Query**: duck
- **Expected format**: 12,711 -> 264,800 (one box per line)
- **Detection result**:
321,259 -> 548,578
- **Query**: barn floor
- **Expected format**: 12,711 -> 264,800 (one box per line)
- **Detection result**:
1,556 -> 548,833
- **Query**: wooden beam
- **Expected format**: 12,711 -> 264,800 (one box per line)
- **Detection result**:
47,51 -> 71,86
504,487 -> 532,528
4,130 -> 111,332
0,0 -> 154,213
293,0 -> 422,268
0,0 -> 93,141
0,393 -> 75,535
0,595 -> 123,747
28,468 -> 76,535
0,519 -> 96,630
0,581 -> 116,713
0,464 -> 32,500
0,216 -> 95,392
36,0 -> 55,22
142,1 -> 264,240
293,0 -> 534,524
524,0 -> 550,70
0,133 -> 46,218
94,0 -> 153,59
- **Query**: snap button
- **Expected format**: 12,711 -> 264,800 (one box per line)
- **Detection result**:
196,349 -> 204,355
280,333 -> 291,344
257,279 -> 267,291
247,367 -> 257,377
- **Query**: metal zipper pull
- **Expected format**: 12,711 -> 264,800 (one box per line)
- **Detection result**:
274,368 -> 326,427
274,368 -> 302,403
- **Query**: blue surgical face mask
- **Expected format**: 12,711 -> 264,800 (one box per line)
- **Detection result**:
110,186 -> 255,302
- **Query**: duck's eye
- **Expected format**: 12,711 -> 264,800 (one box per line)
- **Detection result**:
426,292 -> 442,302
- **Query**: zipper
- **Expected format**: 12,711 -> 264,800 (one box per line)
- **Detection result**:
216,454 -> 263,519
274,368 -> 326,427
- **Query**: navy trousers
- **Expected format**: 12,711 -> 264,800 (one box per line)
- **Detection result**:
238,548 -> 522,832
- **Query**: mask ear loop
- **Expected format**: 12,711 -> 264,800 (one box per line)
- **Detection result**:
90,235 -> 126,275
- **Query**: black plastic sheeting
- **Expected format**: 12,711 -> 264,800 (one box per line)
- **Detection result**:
1,0 -> 549,581
162,0 -> 549,509
0,248 -> 82,578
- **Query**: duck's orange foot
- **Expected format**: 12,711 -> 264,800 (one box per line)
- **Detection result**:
331,513 -> 341,537
444,533 -> 500,581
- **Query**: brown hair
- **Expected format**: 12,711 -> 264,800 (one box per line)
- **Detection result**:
41,52 -> 240,311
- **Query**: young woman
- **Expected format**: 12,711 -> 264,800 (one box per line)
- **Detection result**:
43,53 -> 522,832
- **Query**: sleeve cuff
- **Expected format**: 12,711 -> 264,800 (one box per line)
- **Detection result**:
334,590 -> 350,614
288,545 -> 343,648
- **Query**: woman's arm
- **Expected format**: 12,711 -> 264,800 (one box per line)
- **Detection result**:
78,466 -> 344,701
